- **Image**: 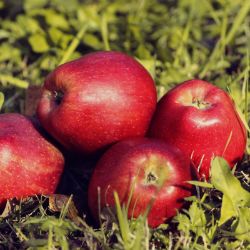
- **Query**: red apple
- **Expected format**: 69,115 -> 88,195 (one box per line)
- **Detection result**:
0,113 -> 64,203
149,79 -> 247,179
37,51 -> 157,154
88,138 -> 192,228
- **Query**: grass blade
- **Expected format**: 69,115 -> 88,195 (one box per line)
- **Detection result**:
0,92 -> 4,110
101,13 -> 111,51
59,23 -> 88,65
188,181 -> 213,189
225,0 -> 250,44
114,191 -> 130,247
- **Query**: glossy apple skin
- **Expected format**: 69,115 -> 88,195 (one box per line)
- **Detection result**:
37,51 -> 157,154
149,79 -> 247,179
0,113 -> 64,203
88,138 -> 192,228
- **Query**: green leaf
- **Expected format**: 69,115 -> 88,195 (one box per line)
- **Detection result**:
77,6 -> 100,30
219,195 -> 236,226
48,27 -> 64,45
235,207 -> 250,241
40,56 -> 58,70
0,43 -> 21,63
211,157 -> 250,207
0,75 -> 29,88
0,29 -> 10,39
211,157 -> 250,226
48,27 -> 73,49
51,0 -> 79,12
176,213 -> 191,234
189,202 -> 207,231
176,201 -> 207,238
82,33 -> 103,50
44,10 -> 69,30
24,0 -> 48,11
1,20 -> 25,39
136,44 -> 153,60
16,15 -> 42,34
28,34 -> 49,53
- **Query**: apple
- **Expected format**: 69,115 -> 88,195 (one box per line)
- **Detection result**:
149,79 -> 247,179
37,51 -> 157,154
88,138 -> 192,228
0,113 -> 64,203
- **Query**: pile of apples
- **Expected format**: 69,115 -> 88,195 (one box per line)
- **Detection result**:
0,51 -> 246,227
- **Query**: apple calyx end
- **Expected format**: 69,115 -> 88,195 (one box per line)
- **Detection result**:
145,171 -> 158,185
142,155 -> 169,187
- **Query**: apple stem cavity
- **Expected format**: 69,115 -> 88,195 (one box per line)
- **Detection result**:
191,97 -> 210,110
53,90 -> 64,105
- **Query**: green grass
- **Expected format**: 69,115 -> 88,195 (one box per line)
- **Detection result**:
0,158 -> 249,249
0,0 -> 250,249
